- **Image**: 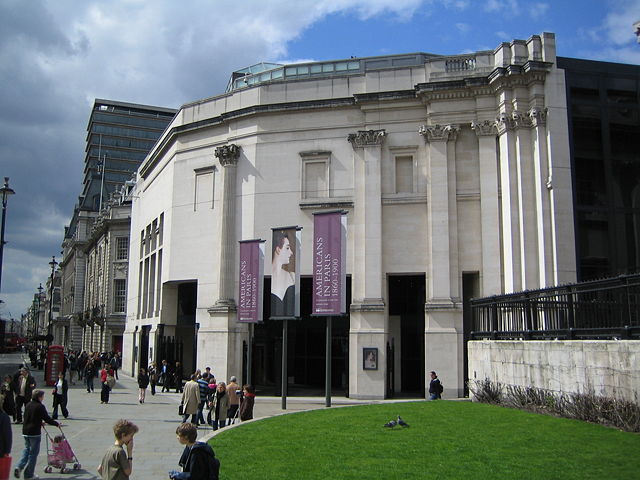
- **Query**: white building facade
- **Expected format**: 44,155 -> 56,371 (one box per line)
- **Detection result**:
125,33 -> 576,399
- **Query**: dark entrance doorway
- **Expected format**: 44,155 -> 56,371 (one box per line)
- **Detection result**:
462,272 -> 479,397
388,275 -> 425,396
251,277 -> 351,396
176,282 -> 197,376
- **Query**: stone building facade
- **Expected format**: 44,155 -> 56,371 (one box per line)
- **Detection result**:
80,189 -> 132,353
125,32 -> 576,398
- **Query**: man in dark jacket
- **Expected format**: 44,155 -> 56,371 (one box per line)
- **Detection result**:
428,371 -> 442,400
169,423 -> 219,480
0,409 -> 11,457
15,389 -> 60,479
13,368 -> 36,424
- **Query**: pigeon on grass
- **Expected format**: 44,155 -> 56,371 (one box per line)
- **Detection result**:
397,415 -> 409,427
383,420 -> 397,428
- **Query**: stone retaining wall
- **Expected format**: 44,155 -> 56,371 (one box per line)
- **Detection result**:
468,340 -> 640,402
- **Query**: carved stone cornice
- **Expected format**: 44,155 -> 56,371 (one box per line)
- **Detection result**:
347,129 -> 386,148
471,120 -> 498,137
528,107 -> 547,127
418,124 -> 460,142
215,144 -> 241,167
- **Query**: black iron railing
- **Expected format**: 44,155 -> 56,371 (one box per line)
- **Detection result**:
470,274 -> 640,340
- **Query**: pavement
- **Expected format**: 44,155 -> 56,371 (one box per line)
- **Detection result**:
2,352 -> 414,479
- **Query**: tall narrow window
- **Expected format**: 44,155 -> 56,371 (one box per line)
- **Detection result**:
115,237 -> 129,261
113,279 -> 127,313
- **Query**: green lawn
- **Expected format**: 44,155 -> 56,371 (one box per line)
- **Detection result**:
211,401 -> 639,479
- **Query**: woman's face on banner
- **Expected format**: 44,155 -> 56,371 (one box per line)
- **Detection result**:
277,237 -> 293,264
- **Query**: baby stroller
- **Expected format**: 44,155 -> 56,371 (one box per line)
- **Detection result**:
42,425 -> 81,474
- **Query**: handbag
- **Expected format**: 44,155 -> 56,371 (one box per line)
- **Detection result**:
0,455 -> 11,480
178,403 -> 184,416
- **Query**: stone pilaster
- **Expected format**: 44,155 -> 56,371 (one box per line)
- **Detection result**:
347,129 -> 387,399
496,111 -> 522,293
419,123 -> 462,398
418,124 -> 459,302
529,107 -> 554,287
471,120 -> 502,294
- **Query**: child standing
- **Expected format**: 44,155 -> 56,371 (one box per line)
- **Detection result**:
97,419 -> 138,480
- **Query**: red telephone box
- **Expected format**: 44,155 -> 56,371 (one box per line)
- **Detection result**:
45,345 -> 65,386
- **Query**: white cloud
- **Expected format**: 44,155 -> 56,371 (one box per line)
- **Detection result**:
484,0 -> 519,14
601,0 -> 640,45
456,22 -> 471,33
529,3 -> 550,20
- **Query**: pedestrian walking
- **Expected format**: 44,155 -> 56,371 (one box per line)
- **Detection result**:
169,423 -> 219,480
148,362 -> 158,396
174,362 -> 184,394
137,368 -> 149,404
84,360 -> 96,393
226,376 -> 240,425
13,368 -> 36,424
196,375 -> 209,426
428,371 -> 443,400
109,353 -> 120,380
100,366 -> 115,404
208,382 -> 229,430
97,419 -> 138,480
0,408 -> 11,457
239,384 -> 255,422
51,372 -> 69,420
160,360 -> 172,393
14,389 -> 60,480
68,352 -> 77,385
180,375 -> 200,424
1,374 -> 16,421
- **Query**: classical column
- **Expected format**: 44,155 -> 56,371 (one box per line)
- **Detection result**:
496,112 -> 521,293
347,129 -> 386,399
418,123 -> 461,398
204,143 -> 241,381
471,120 -> 502,294
213,144 -> 240,308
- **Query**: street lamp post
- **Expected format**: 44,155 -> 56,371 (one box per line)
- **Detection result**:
47,256 -> 58,344
37,283 -> 43,339
0,177 -> 15,294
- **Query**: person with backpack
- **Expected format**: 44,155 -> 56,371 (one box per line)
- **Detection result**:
169,422 -> 219,480
428,371 -> 443,400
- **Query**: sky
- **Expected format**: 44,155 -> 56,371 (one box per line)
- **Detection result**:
0,0 -> 638,323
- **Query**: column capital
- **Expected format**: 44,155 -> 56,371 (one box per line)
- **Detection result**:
528,106 -> 547,127
471,120 -> 498,137
347,129 -> 386,148
496,111 -> 516,134
215,144 -> 241,167
418,124 -> 460,142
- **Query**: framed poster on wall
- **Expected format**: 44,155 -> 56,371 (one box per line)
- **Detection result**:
363,347 -> 378,370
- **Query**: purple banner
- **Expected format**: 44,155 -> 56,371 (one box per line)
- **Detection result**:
313,211 -> 347,315
238,240 -> 265,323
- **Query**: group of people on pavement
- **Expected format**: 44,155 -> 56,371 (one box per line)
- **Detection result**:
135,362 -> 256,430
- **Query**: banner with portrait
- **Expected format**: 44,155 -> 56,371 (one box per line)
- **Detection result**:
237,239 -> 265,323
312,211 -> 347,316
270,226 -> 301,319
